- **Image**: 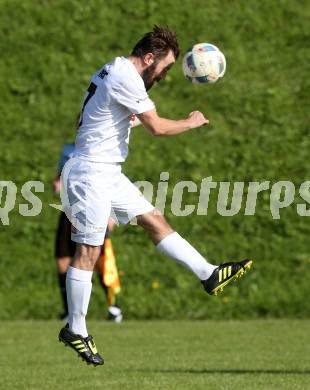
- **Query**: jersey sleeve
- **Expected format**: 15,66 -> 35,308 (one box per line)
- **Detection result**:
111,75 -> 155,115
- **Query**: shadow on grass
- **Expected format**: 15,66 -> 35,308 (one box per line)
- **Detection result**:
126,368 -> 310,375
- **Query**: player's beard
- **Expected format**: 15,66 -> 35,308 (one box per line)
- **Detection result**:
142,62 -> 160,91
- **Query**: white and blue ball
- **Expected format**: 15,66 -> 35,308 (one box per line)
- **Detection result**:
182,43 -> 226,85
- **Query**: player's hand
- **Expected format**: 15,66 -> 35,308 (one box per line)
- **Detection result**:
187,111 -> 209,129
53,178 -> 61,193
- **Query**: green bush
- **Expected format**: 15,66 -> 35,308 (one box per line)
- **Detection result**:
0,0 -> 309,319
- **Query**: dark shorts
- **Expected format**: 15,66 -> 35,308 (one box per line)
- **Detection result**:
55,212 -> 76,258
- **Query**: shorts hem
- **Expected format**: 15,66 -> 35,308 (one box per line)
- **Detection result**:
71,234 -> 105,246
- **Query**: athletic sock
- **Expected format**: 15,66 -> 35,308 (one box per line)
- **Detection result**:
66,266 -> 93,337
156,232 -> 216,281
58,272 -> 68,314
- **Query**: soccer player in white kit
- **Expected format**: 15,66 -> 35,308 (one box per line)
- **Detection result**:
58,26 -> 252,366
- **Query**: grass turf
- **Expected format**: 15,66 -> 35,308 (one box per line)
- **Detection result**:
0,320 -> 309,389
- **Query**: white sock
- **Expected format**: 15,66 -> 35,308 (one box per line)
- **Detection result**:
66,266 -> 93,337
156,232 -> 216,280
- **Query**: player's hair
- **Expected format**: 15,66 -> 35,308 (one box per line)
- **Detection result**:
131,25 -> 180,61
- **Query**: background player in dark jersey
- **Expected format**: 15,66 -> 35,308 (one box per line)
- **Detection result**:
54,143 -> 123,322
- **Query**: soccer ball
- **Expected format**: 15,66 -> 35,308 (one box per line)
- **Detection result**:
182,43 -> 226,85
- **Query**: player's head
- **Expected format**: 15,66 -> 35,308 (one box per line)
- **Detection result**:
131,25 -> 180,90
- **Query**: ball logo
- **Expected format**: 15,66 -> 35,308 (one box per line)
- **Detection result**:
183,42 -> 226,85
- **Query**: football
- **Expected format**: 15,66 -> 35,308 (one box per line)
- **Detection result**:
182,43 -> 226,85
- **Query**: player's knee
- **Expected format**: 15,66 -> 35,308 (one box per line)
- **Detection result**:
137,210 -> 173,236
73,244 -> 101,270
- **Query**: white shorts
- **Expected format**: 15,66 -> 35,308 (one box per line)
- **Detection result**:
62,157 -> 154,245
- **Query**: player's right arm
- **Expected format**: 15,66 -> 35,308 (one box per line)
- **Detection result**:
110,63 -> 208,136
137,109 -> 209,136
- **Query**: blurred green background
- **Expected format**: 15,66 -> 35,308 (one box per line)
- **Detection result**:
0,0 -> 309,319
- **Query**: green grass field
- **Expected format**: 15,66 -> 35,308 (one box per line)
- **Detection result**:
1,320 -> 309,389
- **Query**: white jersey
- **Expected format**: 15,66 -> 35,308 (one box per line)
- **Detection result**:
75,56 -> 155,162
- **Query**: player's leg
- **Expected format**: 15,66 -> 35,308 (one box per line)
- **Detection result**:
55,212 -> 76,319
56,256 -> 71,318
136,211 -> 216,281
59,159 -> 113,366
112,169 -> 252,297
137,211 -> 252,295
68,243 -> 101,335
112,172 -> 218,283
59,243 -> 104,365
